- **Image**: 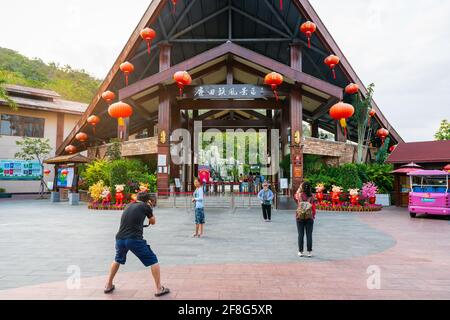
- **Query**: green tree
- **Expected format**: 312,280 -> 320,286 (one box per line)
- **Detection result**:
105,138 -> 122,160
435,120 -> 450,141
350,83 -> 375,164
15,137 -> 52,198
0,78 -> 17,110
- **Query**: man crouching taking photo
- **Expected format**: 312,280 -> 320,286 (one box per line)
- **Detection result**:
104,192 -> 170,297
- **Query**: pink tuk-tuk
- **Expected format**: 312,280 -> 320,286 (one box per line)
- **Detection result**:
408,170 -> 450,218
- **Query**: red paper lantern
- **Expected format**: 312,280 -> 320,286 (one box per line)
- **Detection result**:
324,55 -> 340,79
264,72 -> 284,101
120,62 -> 135,86
87,115 -> 100,134
108,101 -> 133,127
173,71 -> 192,96
444,164 -> 450,172
389,145 -> 397,153
345,83 -> 359,95
329,102 -> 355,137
101,91 -> 116,104
65,145 -> 77,154
368,108 -> 376,126
140,28 -> 156,56
75,132 -> 88,143
300,21 -> 317,48
377,128 -> 390,145
44,169 -> 51,176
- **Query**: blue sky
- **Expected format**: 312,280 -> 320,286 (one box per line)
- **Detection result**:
1,0 -> 449,142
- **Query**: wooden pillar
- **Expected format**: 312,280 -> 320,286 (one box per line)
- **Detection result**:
311,121 -> 319,138
290,88 -> 303,194
290,42 -> 304,194
157,42 -> 172,196
335,122 -> 347,142
56,113 -> 64,149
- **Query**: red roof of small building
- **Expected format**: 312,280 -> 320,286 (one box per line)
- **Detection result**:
387,141 -> 450,164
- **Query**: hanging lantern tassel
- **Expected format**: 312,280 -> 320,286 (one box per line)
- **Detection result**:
280,1 -> 283,10
272,85 -> 279,101
172,0 -> 177,14
340,119 -> 348,137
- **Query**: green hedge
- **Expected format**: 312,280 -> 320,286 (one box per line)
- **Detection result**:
81,159 -> 157,194
304,163 -> 394,194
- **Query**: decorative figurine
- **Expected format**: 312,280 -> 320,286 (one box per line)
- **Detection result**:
101,186 -> 112,207
115,184 -> 125,207
315,183 -> 325,204
348,188 -> 360,206
330,185 -> 343,206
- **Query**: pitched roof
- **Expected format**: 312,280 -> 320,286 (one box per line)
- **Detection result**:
57,0 -> 404,155
387,141 -> 450,164
44,154 -> 92,164
0,84 -> 88,115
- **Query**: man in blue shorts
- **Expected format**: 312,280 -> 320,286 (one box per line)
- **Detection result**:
104,192 -> 170,297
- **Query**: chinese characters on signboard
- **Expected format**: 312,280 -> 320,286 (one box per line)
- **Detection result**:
0,160 -> 42,181
186,85 -> 275,100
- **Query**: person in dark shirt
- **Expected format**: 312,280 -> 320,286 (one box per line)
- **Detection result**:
104,192 -> 170,297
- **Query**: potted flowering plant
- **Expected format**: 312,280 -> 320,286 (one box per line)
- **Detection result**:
362,182 -> 378,205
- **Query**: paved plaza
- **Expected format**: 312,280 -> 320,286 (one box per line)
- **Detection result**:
0,199 -> 449,300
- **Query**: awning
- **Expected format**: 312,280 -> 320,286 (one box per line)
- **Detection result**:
44,154 -> 91,165
407,170 -> 450,177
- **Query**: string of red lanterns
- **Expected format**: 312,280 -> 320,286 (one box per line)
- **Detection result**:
173,71 -> 192,97
324,55 -> 340,80
264,72 -> 283,102
140,28 -> 156,56
329,102 -> 355,137
87,115 -> 100,134
108,101 -> 133,140
300,21 -> 317,49
377,128 -> 390,146
345,83 -> 359,95
65,145 -> 77,155
120,62 -> 135,86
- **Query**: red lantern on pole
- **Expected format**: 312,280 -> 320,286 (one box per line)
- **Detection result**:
329,102 -> 355,137
140,28 -> 156,56
120,62 -> 135,86
109,102 -> 133,140
264,72 -> 283,101
75,132 -> 88,143
300,21 -> 317,49
44,169 -> 51,176
87,115 -> 100,134
65,145 -> 77,155
345,83 -> 359,95
324,55 -> 340,80
101,91 -> 116,104
377,128 -> 390,146
173,71 -> 192,97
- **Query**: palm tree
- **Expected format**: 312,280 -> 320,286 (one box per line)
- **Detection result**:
0,79 -> 17,110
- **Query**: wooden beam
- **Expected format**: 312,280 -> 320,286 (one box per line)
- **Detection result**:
202,119 -> 273,128
311,97 -> 340,121
119,41 -> 343,102
177,99 -> 285,110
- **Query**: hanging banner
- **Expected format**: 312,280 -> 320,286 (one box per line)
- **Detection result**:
56,167 -> 75,188
184,85 -> 282,100
0,160 -> 42,181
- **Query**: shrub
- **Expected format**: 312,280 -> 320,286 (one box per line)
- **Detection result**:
336,164 -> 362,191
89,181 -> 105,202
366,163 -> 394,194
82,160 -> 111,187
0,187 -> 6,193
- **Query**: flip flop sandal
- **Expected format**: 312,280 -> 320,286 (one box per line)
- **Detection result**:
104,285 -> 115,294
155,286 -> 170,297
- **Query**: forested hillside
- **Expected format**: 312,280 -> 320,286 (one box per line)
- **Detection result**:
0,47 -> 100,103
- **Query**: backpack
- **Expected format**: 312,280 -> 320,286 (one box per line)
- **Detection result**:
296,200 -> 313,220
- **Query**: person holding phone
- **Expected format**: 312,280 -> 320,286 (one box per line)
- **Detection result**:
104,192 -> 170,297
258,181 -> 274,222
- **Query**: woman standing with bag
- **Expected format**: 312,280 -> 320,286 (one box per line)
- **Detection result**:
295,182 -> 316,258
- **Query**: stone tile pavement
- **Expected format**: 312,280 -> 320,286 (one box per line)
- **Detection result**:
0,200 -> 449,300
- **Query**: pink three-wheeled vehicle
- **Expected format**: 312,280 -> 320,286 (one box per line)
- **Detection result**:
408,170 -> 450,218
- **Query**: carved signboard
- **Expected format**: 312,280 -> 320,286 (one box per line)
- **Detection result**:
185,85 -> 279,100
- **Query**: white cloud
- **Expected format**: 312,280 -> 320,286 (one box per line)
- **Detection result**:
1,0 -> 449,142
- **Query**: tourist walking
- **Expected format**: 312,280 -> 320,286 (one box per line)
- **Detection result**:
258,181 -> 274,222
192,178 -> 206,238
295,182 -> 316,258
104,192 -> 170,297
